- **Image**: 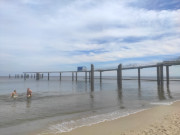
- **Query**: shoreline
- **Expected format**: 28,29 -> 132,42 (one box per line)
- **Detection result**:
39,100 -> 180,135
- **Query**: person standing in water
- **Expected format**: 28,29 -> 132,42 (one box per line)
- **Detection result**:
27,88 -> 32,98
11,90 -> 18,98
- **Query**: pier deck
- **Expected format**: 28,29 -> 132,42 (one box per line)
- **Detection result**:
11,60 -> 180,89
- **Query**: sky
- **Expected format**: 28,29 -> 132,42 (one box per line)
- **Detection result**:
0,0 -> 180,76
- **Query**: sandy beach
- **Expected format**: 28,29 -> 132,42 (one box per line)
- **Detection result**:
44,101 -> 180,135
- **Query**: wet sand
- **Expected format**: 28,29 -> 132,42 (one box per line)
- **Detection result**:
43,101 -> 180,135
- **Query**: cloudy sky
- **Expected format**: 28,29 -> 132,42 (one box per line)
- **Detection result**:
0,0 -> 180,75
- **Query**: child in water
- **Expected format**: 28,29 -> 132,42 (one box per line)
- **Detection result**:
11,90 -> 18,98
27,88 -> 32,98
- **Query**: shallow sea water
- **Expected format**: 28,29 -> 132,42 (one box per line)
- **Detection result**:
0,76 -> 180,135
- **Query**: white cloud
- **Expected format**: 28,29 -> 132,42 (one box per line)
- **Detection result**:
0,0 -> 180,75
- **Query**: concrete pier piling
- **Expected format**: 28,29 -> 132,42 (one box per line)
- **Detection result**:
21,61 -> 180,90
85,72 -> 87,82
72,72 -> 74,81
157,64 -> 164,86
117,64 -> 122,88
166,66 -> 169,84
76,72 -> 77,81
157,66 -> 160,85
89,72 -> 91,82
100,71 -> 102,82
138,68 -> 141,85
160,64 -> 164,85
36,73 -> 40,80
60,72 -> 61,80
24,73 -> 26,80
91,64 -> 94,91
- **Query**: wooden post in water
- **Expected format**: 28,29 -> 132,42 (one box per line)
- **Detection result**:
36,73 -> 40,80
24,73 -> 26,80
160,64 -> 164,85
72,72 -> 74,81
89,71 -> 91,82
157,65 -> 160,85
138,67 -> 141,85
100,71 -> 102,82
9,74 -> 10,78
117,64 -> 122,88
60,72 -> 61,81
161,65 -> 164,84
48,72 -> 49,80
76,72 -> 77,81
91,64 -> 94,91
166,66 -> 169,85
85,71 -> 87,82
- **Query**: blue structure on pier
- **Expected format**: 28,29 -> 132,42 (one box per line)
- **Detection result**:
77,66 -> 87,71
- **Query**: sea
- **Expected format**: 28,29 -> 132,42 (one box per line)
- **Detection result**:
0,76 -> 180,135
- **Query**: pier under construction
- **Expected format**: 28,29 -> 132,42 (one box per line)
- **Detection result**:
10,60 -> 180,90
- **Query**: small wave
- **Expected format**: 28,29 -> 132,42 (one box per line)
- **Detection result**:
39,109 -> 148,134
150,102 -> 173,105
150,100 -> 180,106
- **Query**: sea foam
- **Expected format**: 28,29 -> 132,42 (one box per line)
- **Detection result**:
150,100 -> 180,106
40,109 -> 147,134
